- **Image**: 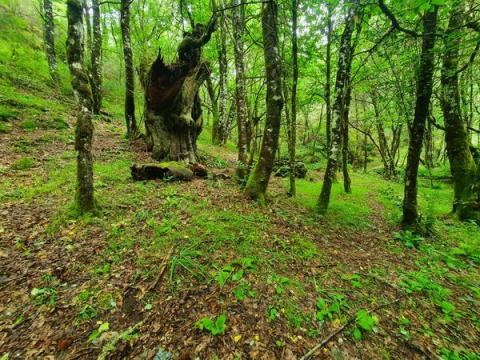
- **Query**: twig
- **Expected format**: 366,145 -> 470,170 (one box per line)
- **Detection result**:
300,297 -> 403,360
146,247 -> 174,293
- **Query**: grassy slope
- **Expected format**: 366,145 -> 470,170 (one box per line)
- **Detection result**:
0,4 -> 479,360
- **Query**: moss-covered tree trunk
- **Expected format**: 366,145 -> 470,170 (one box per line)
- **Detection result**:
42,0 -> 60,84
232,0 -> 249,179
317,0 -> 358,213
120,0 -> 138,137
212,0 -> 228,145
66,0 -> 95,213
402,8 -> 438,229
91,0 -> 102,114
440,0 -> 479,220
144,17 -> 217,163
244,0 -> 283,202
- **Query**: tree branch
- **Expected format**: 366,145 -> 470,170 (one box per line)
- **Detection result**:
377,0 -> 419,37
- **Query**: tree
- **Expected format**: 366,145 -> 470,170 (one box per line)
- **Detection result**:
42,0 -> 60,84
120,0 -> 138,138
212,0 -> 229,145
90,0 -> 102,114
288,0 -> 299,196
144,16 -> 217,162
244,0 -> 283,202
401,6 -> 438,229
317,0 -> 359,213
232,0 -> 249,179
440,0 -> 479,220
66,0 -> 95,213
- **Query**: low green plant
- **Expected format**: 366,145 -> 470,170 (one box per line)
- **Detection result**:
31,286 -> 57,308
352,309 -> 379,340
195,314 -> 227,335
315,294 -> 349,323
11,157 -> 35,170
88,322 -> 110,342
394,230 -> 424,249
19,120 -> 37,131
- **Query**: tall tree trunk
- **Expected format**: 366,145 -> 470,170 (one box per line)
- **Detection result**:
317,0 -> 358,213
325,1 -> 333,154
83,0 -> 92,55
372,94 -> 395,178
66,0 -> 95,213
232,0 -> 249,179
342,83 -> 352,193
43,0 -> 60,84
424,117 -> 434,169
120,0 -> 138,137
288,0 -> 299,196
212,0 -> 228,145
144,18 -> 217,162
90,0 -> 102,114
205,73 -> 220,136
402,7 -> 438,229
244,0 -> 283,202
440,0 -> 479,220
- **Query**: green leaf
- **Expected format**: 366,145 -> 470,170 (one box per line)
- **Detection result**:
232,269 -> 244,281
353,327 -> 363,340
355,309 -> 378,331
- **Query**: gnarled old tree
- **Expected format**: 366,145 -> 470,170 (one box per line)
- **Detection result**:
144,16 -> 217,163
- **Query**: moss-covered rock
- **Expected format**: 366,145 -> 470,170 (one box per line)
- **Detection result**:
131,162 -> 194,181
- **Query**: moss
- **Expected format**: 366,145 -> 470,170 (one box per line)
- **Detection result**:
20,120 -> 37,131
11,157 -> 35,170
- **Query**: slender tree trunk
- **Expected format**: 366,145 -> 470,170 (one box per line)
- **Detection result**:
325,1 -> 333,154
212,0 -> 228,145
90,0 -> 102,114
66,0 -> 95,213
232,0 -> 249,179
440,0 -> 479,220
342,84 -> 352,193
244,0 -> 283,202
317,0 -> 358,213
120,0 -> 138,137
43,0 -> 60,84
83,0 -> 92,55
288,0 -> 299,196
424,117 -> 434,168
402,8 -> 438,228
206,74 -> 220,135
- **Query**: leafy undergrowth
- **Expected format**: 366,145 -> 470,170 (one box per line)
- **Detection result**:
1,107 -> 479,360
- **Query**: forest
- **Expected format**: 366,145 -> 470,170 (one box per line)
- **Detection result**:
0,0 -> 479,358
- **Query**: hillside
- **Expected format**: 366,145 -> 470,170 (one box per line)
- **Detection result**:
0,1 -> 479,360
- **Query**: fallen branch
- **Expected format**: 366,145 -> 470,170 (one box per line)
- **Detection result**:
146,247 -> 174,293
300,297 -> 403,360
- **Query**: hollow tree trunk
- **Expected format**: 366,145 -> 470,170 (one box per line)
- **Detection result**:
120,0 -> 138,137
402,7 -> 438,229
43,0 -> 60,84
244,0 -> 283,202
144,17 -> 217,163
91,0 -> 102,114
440,0 -> 479,220
317,0 -> 358,213
232,0 -> 249,179
66,0 -> 95,213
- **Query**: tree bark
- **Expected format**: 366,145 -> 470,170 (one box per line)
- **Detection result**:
120,0 -> 138,137
90,0 -> 102,114
232,0 -> 249,179
66,0 -> 95,213
317,0 -> 358,213
402,7 -> 438,229
144,17 -> 217,163
42,0 -> 60,84
440,0 -> 479,220
244,0 -> 283,202
288,0 -> 299,196
83,0 -> 92,55
342,83 -> 352,193
212,0 -> 228,145
324,1 -> 333,154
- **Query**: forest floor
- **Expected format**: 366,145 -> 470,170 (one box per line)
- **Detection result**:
0,90 -> 479,360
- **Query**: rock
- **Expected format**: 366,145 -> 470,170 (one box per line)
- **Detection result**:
153,347 -> 173,360
273,160 -> 307,178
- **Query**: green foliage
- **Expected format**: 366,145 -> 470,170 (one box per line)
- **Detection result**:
353,309 -> 379,340
88,322 -> 110,342
394,230 -> 424,249
19,120 -> 37,131
195,315 -> 227,335
11,157 -> 34,170
315,294 -> 349,323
